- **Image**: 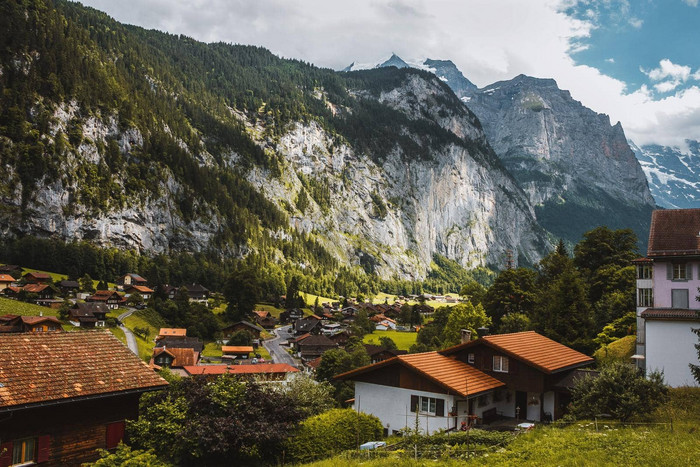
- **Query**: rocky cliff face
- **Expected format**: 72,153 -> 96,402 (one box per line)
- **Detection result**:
249,72 -> 549,275
631,139 -> 700,209
461,74 -> 656,244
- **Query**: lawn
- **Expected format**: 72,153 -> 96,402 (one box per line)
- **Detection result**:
303,387 -> 700,467
0,297 -> 59,317
122,309 -> 167,361
363,330 -> 417,350
593,335 -> 636,365
110,326 -> 126,345
255,303 -> 284,318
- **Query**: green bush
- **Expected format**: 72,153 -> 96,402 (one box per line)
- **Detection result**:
285,408 -> 383,463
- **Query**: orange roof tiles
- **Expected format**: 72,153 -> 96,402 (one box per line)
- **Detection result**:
336,352 -> 504,397
126,285 -> 155,293
0,331 -> 167,410
20,316 -> 61,326
159,328 -> 187,337
0,274 -> 14,282
222,346 -> 254,354
183,364 -> 299,376
22,283 -> 50,293
647,208 -> 700,257
444,331 -> 593,374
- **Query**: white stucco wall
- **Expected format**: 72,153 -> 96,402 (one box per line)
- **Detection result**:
526,392 -> 541,421
645,320 -> 699,387
543,391 -> 555,420
354,382 -> 458,434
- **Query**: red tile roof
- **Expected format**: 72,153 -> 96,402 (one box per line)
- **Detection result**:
126,285 -> 155,293
0,331 -> 167,410
641,308 -> 700,320
183,364 -> 299,376
20,316 -> 62,326
0,274 -> 14,282
443,331 -> 593,374
24,272 -> 51,280
336,352 -> 505,397
647,208 -> 700,257
22,283 -> 50,293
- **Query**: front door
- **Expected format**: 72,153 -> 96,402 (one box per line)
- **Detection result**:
515,391 -> 527,420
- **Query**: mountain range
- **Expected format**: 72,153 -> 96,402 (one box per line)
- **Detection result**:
0,0 -> 683,289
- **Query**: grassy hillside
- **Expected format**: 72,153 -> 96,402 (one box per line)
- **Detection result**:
363,330 -> 417,350
122,308 -> 167,361
593,335 -> 636,366
0,296 -> 59,316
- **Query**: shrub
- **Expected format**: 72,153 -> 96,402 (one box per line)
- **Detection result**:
285,408 -> 383,463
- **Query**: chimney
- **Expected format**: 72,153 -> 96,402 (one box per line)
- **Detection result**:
460,329 -> 471,344
477,326 -> 490,338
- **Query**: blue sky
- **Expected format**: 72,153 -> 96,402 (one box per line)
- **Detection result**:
565,0 -> 700,97
79,0 -> 700,147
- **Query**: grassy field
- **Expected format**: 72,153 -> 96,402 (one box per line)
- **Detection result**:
593,335 -> 636,365
303,388 -> 700,467
109,326 -> 126,344
0,297 -> 59,316
122,309 -> 167,361
255,303 -> 284,318
363,330 -> 417,350
202,341 -> 222,357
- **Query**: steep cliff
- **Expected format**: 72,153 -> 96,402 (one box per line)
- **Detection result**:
463,74 -> 656,244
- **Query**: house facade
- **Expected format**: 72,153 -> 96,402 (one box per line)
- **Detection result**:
0,331 -> 167,466
337,331 -> 593,434
634,209 -> 700,386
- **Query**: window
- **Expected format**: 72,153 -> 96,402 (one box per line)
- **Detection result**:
637,288 -> 653,307
636,264 -> 652,279
673,263 -> 687,280
12,437 -> 36,465
467,353 -> 475,364
420,396 -> 437,414
493,356 -> 509,373
672,289 -> 689,309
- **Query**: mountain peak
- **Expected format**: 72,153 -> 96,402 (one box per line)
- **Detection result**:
378,54 -> 410,69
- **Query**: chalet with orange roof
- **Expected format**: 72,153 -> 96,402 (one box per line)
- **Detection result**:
336,331 -> 593,434
123,284 -> 155,300
157,328 -> 187,339
0,315 -> 63,334
222,346 -> 255,360
0,274 -> 15,291
116,273 -> 148,287
150,347 -> 200,375
0,331 -> 167,465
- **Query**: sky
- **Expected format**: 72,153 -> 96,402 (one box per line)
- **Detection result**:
77,0 -> 700,148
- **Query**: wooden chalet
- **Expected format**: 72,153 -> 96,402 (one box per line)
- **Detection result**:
253,310 -> 277,329
364,344 -> 408,364
0,274 -> 15,291
116,273 -> 148,287
22,283 -> 57,300
222,321 -> 263,340
123,285 -> 154,301
297,335 -> 338,361
86,290 -> 125,310
154,336 -> 204,354
69,303 -> 109,328
0,315 -> 62,333
22,272 -> 51,284
150,347 -> 200,374
279,308 -> 304,323
57,280 -> 80,295
157,328 -> 187,339
293,317 -> 322,335
0,331 -> 167,465
336,331 -> 593,434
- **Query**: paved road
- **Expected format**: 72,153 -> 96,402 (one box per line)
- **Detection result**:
263,325 -> 298,367
117,308 -> 139,356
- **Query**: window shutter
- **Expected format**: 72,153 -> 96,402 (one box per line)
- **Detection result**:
687,263 -> 693,280
410,395 -> 419,413
0,442 -> 13,467
435,399 -> 445,417
667,263 -> 672,280
37,436 -> 51,463
106,421 -> 126,449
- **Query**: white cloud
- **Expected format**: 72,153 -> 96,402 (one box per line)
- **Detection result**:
654,80 -> 681,93
605,58 -> 615,63
644,59 -> 692,82
628,17 -> 643,28
76,0 -> 698,147
683,0 -> 698,7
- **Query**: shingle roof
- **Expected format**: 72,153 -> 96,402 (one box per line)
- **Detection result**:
0,331 -> 167,411
336,352 -> 504,397
183,363 -> 299,375
24,272 -> 51,280
22,283 -> 51,293
641,308 -> 700,320
297,335 -> 337,347
442,331 -> 593,374
647,208 -> 700,257
222,346 -> 254,354
20,316 -> 61,326
159,328 -> 187,337
154,336 -> 204,353
152,347 -> 199,367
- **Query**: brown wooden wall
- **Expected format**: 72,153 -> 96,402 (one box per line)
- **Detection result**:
0,393 -> 141,467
